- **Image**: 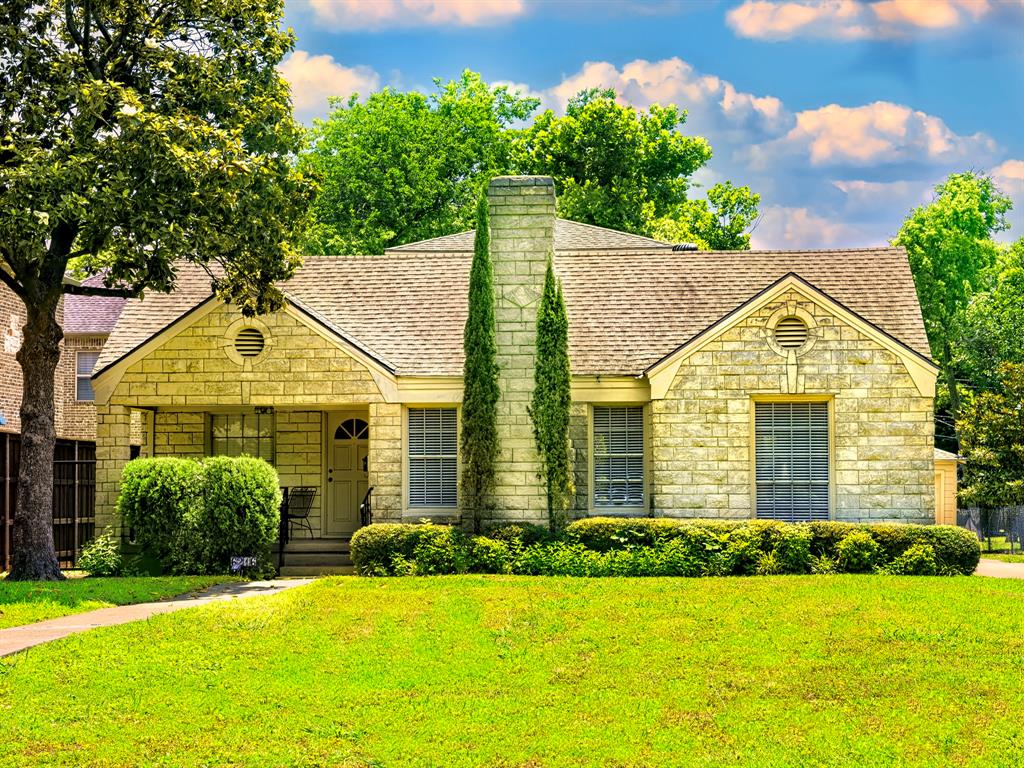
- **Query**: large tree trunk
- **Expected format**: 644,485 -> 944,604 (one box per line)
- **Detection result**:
8,293 -> 64,581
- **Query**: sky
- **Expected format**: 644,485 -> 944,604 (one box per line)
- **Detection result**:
277,0 -> 1024,249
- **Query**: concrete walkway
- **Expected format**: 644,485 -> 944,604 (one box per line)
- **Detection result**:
974,558 -> 1024,580
0,579 -> 314,657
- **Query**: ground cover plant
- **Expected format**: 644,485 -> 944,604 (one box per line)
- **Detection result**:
351,518 -> 980,577
0,576 -> 1022,767
0,576 -> 229,629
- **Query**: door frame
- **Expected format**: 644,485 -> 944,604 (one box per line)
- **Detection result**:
323,409 -> 370,537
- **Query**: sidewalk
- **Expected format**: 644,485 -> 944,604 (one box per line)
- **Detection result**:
0,578 -> 314,657
974,558 -> 1024,580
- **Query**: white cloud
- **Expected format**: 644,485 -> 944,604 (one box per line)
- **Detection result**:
278,51 -> 380,122
306,0 -> 526,30
727,0 -> 997,41
745,101 -> 997,169
751,205 -> 867,249
992,159 -> 1024,197
545,58 -> 792,141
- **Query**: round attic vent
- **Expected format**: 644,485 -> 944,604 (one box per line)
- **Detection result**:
234,327 -> 265,358
773,316 -> 809,349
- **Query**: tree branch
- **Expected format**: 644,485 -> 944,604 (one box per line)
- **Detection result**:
62,283 -> 143,298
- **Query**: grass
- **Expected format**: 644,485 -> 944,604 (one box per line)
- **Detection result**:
0,575 -> 231,629
2,576 -> 1023,767
981,553 -> 1024,563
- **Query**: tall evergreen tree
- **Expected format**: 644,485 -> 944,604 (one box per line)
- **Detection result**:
530,257 -> 574,531
460,194 -> 500,532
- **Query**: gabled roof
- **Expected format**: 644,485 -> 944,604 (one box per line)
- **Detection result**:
63,274 -> 128,335
97,244 -> 931,379
386,218 -> 672,253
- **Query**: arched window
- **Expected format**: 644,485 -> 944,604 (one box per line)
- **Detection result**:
334,418 -> 369,440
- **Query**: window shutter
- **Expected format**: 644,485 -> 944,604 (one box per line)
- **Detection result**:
408,408 -> 458,508
593,405 -> 645,507
755,401 -> 829,522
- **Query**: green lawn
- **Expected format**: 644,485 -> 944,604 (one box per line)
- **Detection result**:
2,575 -> 1023,767
981,553 -> 1024,563
0,575 -> 231,629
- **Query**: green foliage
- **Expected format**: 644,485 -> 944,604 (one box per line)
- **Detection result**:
182,457 -> 282,576
957,363 -> 1024,507
300,71 -> 537,254
118,458 -> 204,569
460,194 -> 500,532
530,258 -> 574,530
886,543 -> 938,576
653,182 -> 761,250
77,529 -> 121,577
513,88 -> 713,236
352,518 -> 979,577
116,456 -> 281,575
893,172 -> 1012,416
835,531 -> 880,573
954,238 -> 1024,392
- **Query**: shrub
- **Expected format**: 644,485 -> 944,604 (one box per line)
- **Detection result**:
836,531 -> 879,573
184,456 -> 281,576
483,522 -> 553,547
118,457 -> 203,569
350,523 -> 471,576
468,537 -> 515,574
887,542 -> 938,576
116,455 -> 281,575
78,529 -> 121,576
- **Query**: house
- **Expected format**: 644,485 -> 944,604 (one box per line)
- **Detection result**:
0,275 -> 138,569
90,175 -> 944,553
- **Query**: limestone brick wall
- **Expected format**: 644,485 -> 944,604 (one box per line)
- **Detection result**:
650,289 -> 934,523
110,302 -> 384,409
95,404 -> 133,533
369,402 -> 402,522
569,404 -> 589,517
275,411 -> 324,536
488,176 -> 554,525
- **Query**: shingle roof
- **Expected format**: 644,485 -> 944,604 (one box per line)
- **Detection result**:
98,244 -> 932,378
386,218 -> 673,253
63,274 -> 128,335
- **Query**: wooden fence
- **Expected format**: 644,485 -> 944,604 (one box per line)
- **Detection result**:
0,433 -> 96,572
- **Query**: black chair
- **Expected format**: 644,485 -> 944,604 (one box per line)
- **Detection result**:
285,486 -> 317,539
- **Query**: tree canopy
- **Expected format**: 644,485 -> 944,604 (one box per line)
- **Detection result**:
0,0 -> 312,579
300,71 -> 537,255
300,75 -> 760,254
893,172 -> 1012,418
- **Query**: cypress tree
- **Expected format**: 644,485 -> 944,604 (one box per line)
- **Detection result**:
460,193 -> 500,533
531,256 -> 574,531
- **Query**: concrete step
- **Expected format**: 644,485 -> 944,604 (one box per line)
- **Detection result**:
281,537 -> 351,554
282,552 -> 351,567
279,565 -> 354,577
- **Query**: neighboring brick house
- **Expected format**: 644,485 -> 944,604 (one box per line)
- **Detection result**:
91,175 -> 946,546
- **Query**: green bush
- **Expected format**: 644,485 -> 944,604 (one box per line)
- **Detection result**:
887,542 -> 938,576
116,455 -> 281,575
836,531 -> 879,573
118,457 -> 203,568
78,529 -> 122,576
350,518 -> 980,578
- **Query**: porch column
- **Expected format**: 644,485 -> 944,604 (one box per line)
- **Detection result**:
368,402 -> 402,522
95,403 -> 133,535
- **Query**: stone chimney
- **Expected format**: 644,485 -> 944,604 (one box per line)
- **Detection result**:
487,175 -> 556,524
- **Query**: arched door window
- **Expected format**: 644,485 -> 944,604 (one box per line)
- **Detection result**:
334,418 -> 369,440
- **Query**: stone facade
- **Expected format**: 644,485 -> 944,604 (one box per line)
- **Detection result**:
650,288 -> 935,524
488,176 -> 554,524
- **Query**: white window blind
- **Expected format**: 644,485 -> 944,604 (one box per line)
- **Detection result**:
408,408 -> 457,508
755,401 -> 829,522
593,405 -> 644,507
210,412 -> 275,463
76,351 -> 100,402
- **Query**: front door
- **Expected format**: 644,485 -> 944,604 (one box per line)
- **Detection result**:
326,414 -> 369,536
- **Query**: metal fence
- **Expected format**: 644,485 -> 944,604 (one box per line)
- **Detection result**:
959,505 -> 1024,553
0,433 -> 96,571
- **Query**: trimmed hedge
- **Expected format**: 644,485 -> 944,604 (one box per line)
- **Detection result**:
117,456 -> 282,575
350,517 -> 980,577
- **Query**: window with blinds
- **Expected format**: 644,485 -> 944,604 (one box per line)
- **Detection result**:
210,412 -> 275,463
593,405 -> 645,507
76,350 -> 100,401
755,401 -> 829,522
408,408 -> 458,508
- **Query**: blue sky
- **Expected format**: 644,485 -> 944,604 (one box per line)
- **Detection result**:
278,0 -> 1024,249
